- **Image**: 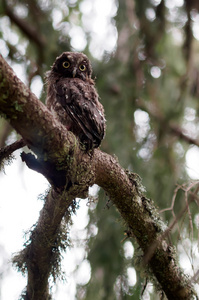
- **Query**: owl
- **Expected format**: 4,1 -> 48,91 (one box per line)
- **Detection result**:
46,52 -> 106,150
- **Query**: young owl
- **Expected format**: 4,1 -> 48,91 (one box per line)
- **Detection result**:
46,52 -> 106,150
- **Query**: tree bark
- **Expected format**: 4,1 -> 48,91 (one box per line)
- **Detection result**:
0,54 -> 197,299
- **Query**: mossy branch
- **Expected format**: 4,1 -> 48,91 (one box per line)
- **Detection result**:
0,54 -> 196,299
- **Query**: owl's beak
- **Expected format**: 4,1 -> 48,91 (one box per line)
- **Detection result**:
72,68 -> 77,78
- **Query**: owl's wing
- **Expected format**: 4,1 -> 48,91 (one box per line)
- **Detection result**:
55,82 -> 105,148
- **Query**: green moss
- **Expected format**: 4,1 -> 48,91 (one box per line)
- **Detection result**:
13,101 -> 24,112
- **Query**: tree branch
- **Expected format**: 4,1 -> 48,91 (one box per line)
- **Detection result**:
3,2 -> 46,48
13,190 -> 75,300
0,138 -> 25,162
0,54 -> 196,299
137,98 -> 199,147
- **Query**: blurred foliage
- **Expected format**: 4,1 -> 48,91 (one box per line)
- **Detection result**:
1,0 -> 199,298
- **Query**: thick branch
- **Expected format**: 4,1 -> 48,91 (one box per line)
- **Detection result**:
0,54 -> 196,299
25,190 -> 74,299
94,151 -> 195,299
0,54 -> 85,188
0,56 -> 71,155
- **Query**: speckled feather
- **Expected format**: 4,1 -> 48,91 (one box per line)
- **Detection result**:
46,52 -> 106,150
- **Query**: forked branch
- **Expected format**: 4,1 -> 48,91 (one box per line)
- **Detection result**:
0,54 -> 196,299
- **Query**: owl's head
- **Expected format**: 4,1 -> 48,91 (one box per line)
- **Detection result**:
50,52 -> 93,81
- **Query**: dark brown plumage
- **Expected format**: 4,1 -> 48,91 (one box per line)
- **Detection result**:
46,52 -> 106,150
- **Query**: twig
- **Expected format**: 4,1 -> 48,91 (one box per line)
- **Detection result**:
144,183 -> 199,264
0,138 -> 26,162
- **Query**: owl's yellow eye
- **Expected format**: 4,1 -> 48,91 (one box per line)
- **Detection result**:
62,61 -> 70,68
79,64 -> 86,71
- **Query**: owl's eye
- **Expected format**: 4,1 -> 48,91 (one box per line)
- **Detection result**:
62,61 -> 70,68
79,64 -> 86,71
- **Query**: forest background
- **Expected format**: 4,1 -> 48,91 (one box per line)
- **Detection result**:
1,0 -> 199,299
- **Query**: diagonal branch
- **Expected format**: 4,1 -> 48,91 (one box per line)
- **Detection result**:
0,138 -> 26,161
137,98 -> 199,147
0,54 -> 196,299
3,2 -> 46,48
